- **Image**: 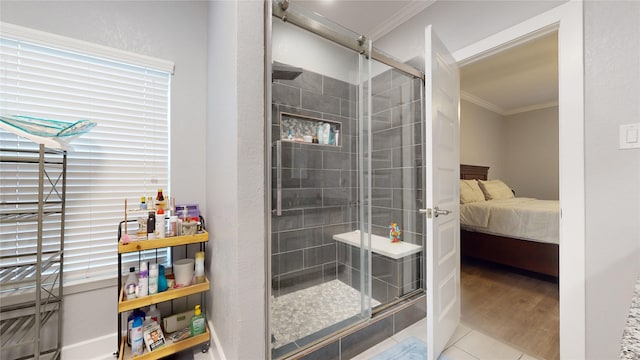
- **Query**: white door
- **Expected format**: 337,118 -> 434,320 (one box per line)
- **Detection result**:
423,25 -> 460,360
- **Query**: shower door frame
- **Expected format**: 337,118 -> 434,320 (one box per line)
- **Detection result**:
264,1 -> 427,358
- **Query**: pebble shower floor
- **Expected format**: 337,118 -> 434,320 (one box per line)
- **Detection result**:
271,280 -> 380,349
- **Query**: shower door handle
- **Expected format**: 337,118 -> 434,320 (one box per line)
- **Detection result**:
274,140 -> 282,216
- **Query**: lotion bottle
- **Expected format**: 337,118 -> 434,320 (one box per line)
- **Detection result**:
136,261 -> 148,297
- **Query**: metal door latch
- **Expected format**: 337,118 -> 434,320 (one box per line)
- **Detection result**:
419,207 -> 452,219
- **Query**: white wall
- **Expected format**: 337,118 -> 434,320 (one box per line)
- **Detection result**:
504,106 -> 559,199
460,99 -> 506,180
584,2 -> 640,359
461,101 -> 559,198
207,1 -> 265,359
0,0 -> 208,355
273,20 -> 360,84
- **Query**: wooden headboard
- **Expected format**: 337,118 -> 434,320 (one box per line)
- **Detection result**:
460,164 -> 489,180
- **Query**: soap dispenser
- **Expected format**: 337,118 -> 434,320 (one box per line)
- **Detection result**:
190,305 -> 206,336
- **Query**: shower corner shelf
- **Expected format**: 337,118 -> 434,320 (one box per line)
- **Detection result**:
0,145 -> 66,360
115,231 -> 210,359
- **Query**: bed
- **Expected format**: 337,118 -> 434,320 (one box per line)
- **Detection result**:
459,164 -> 559,278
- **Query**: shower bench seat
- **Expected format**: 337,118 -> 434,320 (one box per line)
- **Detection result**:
333,230 -> 423,301
332,230 -> 422,259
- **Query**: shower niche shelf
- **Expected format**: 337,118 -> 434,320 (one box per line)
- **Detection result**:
279,112 -> 341,147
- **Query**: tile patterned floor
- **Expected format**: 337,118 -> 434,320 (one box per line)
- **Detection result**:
271,280 -> 380,349
352,318 -> 542,360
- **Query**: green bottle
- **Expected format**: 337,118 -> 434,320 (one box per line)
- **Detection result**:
190,305 -> 206,336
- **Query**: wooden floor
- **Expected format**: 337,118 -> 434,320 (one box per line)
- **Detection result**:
461,259 -> 560,360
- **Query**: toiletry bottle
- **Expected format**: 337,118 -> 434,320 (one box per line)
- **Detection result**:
287,130 -> 293,141
131,316 -> 144,356
127,308 -> 146,346
334,129 -> 340,146
146,304 -> 162,325
157,264 -> 168,292
137,261 -> 148,297
148,263 -> 158,295
317,123 -> 324,143
190,305 -> 206,336
195,251 -> 205,284
140,196 -> 147,210
147,211 -> 156,240
322,123 -> 330,144
156,208 -> 165,238
169,216 -> 177,237
155,188 -> 165,209
124,267 -> 138,300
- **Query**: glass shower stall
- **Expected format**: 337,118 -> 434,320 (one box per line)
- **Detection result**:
267,2 -> 426,358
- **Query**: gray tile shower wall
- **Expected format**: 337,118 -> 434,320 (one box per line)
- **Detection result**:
272,64 -> 359,297
336,68 -> 425,304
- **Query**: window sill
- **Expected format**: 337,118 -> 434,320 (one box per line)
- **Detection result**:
0,276 -> 118,308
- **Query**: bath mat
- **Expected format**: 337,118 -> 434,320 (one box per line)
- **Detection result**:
370,336 -> 427,360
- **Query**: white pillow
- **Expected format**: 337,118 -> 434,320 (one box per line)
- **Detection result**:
460,180 -> 486,204
477,179 -> 514,200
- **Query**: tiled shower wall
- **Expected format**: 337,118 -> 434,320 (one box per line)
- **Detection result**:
271,63 -> 359,297
337,68 -> 425,304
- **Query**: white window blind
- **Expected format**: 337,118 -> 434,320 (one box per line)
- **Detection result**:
0,30 -> 172,284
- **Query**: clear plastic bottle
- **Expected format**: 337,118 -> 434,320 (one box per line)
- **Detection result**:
124,267 -> 138,300
146,304 -> 162,325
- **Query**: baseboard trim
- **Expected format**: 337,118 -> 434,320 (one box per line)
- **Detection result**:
62,332 -> 117,360
209,319 -> 226,360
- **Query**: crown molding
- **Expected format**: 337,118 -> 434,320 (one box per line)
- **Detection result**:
460,91 -> 505,115
368,0 -> 436,41
461,91 -> 558,116
503,100 -> 559,116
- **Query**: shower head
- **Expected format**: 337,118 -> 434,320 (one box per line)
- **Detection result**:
272,64 -> 303,81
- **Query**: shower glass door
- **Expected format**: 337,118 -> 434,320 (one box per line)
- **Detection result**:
269,3 -> 372,358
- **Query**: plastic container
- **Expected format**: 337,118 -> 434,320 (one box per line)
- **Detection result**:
140,196 -> 147,210
127,308 -> 145,347
124,267 -> 138,300
334,129 -> 340,146
147,211 -> 156,240
173,258 -> 194,287
157,264 -> 168,292
190,305 -> 206,336
169,216 -> 177,237
136,261 -> 148,297
148,263 -> 158,294
195,252 -> 205,284
156,208 -> 165,238
131,316 -> 144,356
146,304 -> 161,325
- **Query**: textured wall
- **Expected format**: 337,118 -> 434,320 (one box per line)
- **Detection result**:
584,2 -> 640,359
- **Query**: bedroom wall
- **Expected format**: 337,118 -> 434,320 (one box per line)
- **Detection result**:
460,99 -> 506,180
503,106 -> 559,199
584,2 -> 640,359
0,1 -> 208,357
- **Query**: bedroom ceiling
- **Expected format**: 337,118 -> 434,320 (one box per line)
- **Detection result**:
461,32 -> 559,116
293,1 -> 559,116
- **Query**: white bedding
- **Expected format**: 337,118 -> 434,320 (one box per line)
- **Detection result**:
460,197 -> 559,244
